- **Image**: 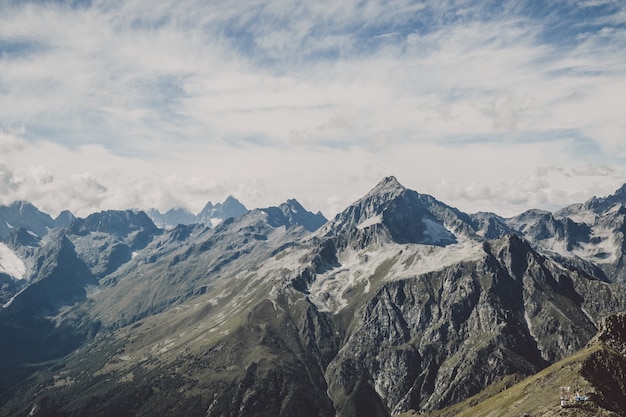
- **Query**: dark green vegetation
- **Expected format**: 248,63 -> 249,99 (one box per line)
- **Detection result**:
1,177 -> 626,416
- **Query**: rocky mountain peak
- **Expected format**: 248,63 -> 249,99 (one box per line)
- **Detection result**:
276,199 -> 327,232
279,198 -> 305,215
321,176 -> 459,247
146,207 -> 196,228
0,201 -> 56,239
223,195 -> 242,206
254,199 -> 327,232
73,210 -> 157,237
198,200 -> 213,212
54,210 -> 76,228
196,195 -> 248,225
365,175 -> 405,199
614,183 -> 626,199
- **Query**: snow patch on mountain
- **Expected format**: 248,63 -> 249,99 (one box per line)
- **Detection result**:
357,215 -> 382,230
0,243 -> 26,280
308,238 -> 484,313
422,218 -> 456,245
535,225 -> 620,264
556,207 -> 597,225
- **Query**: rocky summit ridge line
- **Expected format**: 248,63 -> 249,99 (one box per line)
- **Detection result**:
0,177 -> 625,417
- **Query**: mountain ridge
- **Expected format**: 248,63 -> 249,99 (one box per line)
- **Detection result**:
144,195 -> 249,229
0,177 -> 626,417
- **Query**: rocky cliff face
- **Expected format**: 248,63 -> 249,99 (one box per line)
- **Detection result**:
323,234 -> 613,415
580,313 -> 626,415
415,312 -> 626,417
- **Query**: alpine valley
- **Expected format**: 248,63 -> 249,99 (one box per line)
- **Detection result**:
1,176 -> 626,417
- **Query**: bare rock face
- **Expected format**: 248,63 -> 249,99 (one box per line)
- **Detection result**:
324,235 -> 610,415
581,313 -> 626,416
595,312 -> 626,353
0,232 -> 98,392
67,210 -> 161,278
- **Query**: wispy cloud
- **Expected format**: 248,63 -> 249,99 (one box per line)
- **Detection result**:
0,0 -> 625,217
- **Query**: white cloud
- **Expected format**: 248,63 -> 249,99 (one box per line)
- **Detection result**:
0,1 -> 625,218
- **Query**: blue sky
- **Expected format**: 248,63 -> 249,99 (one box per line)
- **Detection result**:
1,0 -> 625,217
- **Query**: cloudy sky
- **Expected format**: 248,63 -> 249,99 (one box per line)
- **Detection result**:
1,0 -> 625,218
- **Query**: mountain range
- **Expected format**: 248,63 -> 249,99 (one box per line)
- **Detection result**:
145,195 -> 248,228
0,176 -> 625,417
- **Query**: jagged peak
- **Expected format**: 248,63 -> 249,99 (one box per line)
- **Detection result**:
197,196 -> 247,222
365,176 -> 405,198
280,198 -> 304,211
55,209 -> 75,221
199,200 -> 214,213
509,208 -> 553,221
261,199 -> 327,232
223,195 -> 241,204
614,183 -> 626,198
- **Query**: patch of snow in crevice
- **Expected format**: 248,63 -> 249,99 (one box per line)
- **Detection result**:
581,306 -> 598,328
207,289 -> 230,306
524,309 -> 549,361
0,243 -> 26,280
357,214 -> 382,230
268,285 -> 279,309
524,309 -> 536,340
422,218 -> 455,244
2,286 -> 28,308
562,211 -> 596,225
85,285 -> 102,297
538,238 -> 570,259
536,227 -> 620,265
260,246 -> 311,271
560,224 -> 620,264
363,279 -> 371,294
